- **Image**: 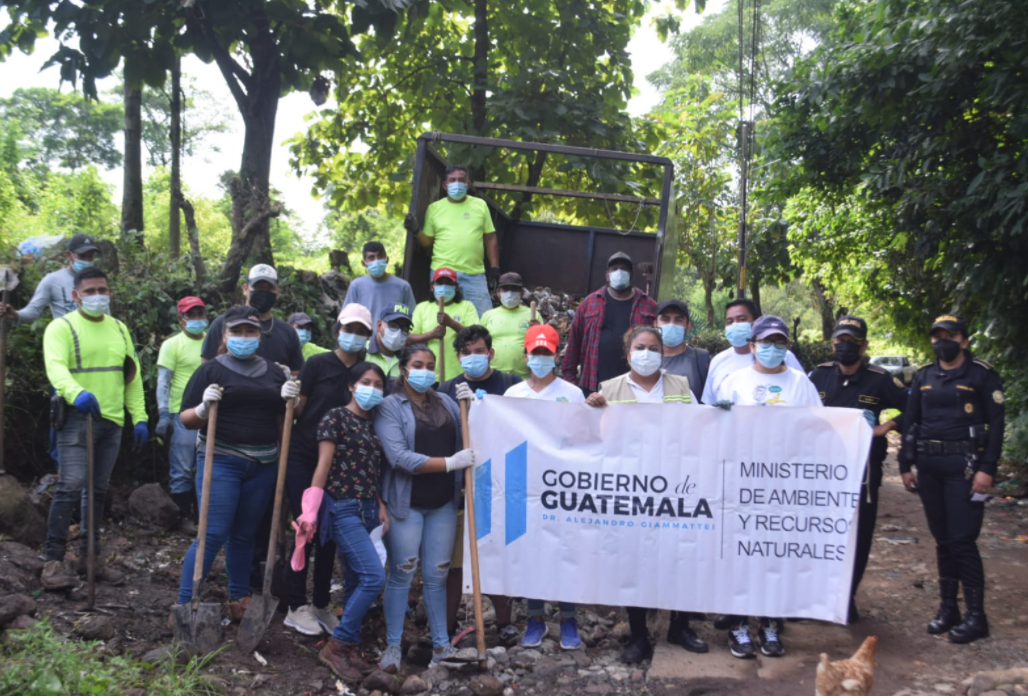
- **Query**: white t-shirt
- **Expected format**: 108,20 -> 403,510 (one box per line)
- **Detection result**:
713,365 -> 822,407
701,347 -> 804,403
504,377 -> 586,403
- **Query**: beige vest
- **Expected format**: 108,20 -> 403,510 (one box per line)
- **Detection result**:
599,372 -> 693,404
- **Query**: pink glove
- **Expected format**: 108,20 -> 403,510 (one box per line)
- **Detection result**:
290,487 -> 325,572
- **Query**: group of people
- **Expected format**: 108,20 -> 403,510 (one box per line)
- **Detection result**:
1,167 -> 1004,682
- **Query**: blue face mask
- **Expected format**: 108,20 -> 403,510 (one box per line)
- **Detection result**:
338,332 -> 367,353
755,343 -> 788,369
367,259 -> 387,278
185,319 -> 208,335
406,368 -> 436,393
296,328 -> 311,345
460,354 -> 490,379
354,384 -> 384,410
659,323 -> 685,348
447,182 -> 467,200
608,269 -> 631,291
434,284 -> 456,302
725,322 -> 752,348
72,258 -> 93,273
526,355 -> 556,378
80,294 -> 109,317
227,336 -> 259,359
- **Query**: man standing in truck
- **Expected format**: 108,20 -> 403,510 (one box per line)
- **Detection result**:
405,164 -> 499,317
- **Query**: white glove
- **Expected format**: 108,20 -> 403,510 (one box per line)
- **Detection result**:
281,380 -> 301,401
445,449 -> 475,472
195,384 -> 223,420
277,362 -> 293,381
455,382 -> 475,402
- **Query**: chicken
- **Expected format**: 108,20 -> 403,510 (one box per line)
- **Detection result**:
815,635 -> 877,696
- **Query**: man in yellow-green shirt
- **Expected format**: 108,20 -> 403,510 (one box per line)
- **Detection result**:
42,267 -> 147,588
480,272 -> 540,379
409,268 -> 479,383
407,164 -> 499,317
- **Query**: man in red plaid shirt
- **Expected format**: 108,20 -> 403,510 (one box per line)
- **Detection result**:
561,251 -> 658,395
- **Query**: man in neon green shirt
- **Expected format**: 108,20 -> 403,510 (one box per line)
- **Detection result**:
155,296 -> 208,534
481,271 -> 541,379
407,164 -> 500,317
42,267 -> 147,588
288,311 -> 331,360
409,268 -> 479,382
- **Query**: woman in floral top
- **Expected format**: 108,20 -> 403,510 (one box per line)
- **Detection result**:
292,361 -> 389,682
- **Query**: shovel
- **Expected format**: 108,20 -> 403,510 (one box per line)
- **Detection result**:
237,397 -> 295,654
85,414 -> 96,610
0,265 -> 19,476
172,401 -> 223,655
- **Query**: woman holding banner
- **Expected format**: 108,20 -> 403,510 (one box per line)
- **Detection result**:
373,344 -> 476,672
585,326 -> 706,663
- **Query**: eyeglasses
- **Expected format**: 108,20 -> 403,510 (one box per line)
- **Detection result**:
754,339 -> 788,350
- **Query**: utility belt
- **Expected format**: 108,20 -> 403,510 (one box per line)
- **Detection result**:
916,439 -> 978,457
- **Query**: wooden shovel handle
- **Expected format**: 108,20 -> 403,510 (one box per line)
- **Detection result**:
263,397 -> 296,595
460,399 -> 487,664
437,297 -> 446,379
192,401 -> 218,610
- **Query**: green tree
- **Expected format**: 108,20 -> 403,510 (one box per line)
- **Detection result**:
134,73 -> 228,169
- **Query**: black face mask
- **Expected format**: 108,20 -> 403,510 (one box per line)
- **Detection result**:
834,340 -> 862,367
932,338 -> 962,362
248,289 -> 276,314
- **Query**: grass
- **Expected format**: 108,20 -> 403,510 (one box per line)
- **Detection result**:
0,618 -> 223,696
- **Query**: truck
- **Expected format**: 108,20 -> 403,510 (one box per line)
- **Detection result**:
402,133 -> 678,305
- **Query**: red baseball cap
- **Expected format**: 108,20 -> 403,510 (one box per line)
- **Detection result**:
525,324 -> 559,353
177,296 -> 206,313
432,267 -> 458,283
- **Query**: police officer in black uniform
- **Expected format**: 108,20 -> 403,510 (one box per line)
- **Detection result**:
899,313 -> 1004,645
809,315 -> 907,624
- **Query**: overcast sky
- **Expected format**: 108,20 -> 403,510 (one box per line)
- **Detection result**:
0,0 -> 723,237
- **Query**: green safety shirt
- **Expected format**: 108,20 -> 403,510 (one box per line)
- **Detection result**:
412,298 -> 479,383
302,342 -> 331,361
44,310 -> 147,427
422,195 -> 495,275
157,330 -> 204,413
481,305 -> 532,379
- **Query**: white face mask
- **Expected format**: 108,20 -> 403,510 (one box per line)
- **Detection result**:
609,269 -> 631,291
499,290 -> 522,309
630,349 -> 662,377
381,327 -> 408,352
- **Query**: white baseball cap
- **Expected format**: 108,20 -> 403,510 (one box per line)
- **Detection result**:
247,263 -> 278,287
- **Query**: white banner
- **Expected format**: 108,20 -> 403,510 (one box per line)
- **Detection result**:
463,396 -> 873,624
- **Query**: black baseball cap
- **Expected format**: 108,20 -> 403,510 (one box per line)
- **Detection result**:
930,313 -> 968,335
287,312 -> 313,326
224,305 -> 262,329
655,299 -> 690,321
607,251 -> 633,270
68,234 -> 99,254
498,272 -> 524,288
379,303 -> 413,325
832,315 -> 868,341
752,315 -> 789,341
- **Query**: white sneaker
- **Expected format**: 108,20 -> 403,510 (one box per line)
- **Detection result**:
284,604 -> 324,636
311,605 -> 339,634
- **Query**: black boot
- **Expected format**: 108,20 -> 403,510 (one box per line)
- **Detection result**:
171,491 -> 198,535
667,615 -> 708,653
949,585 -> 989,644
927,578 -> 962,634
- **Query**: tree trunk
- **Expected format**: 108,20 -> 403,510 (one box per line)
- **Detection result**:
121,83 -> 144,240
748,272 -> 762,317
704,276 -> 716,327
811,278 -> 835,341
175,193 -> 206,287
511,151 -> 547,220
169,57 -> 182,258
468,0 -> 488,183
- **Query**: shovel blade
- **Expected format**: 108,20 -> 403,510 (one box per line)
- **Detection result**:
236,593 -> 278,655
171,602 -> 223,656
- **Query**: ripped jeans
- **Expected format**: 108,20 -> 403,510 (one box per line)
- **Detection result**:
383,501 -> 457,649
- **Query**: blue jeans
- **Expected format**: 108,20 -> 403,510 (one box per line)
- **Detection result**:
384,502 -> 457,649
177,451 -> 277,603
169,415 -> 198,495
48,386 -> 60,468
329,499 -> 386,643
430,269 -> 493,318
45,411 -> 122,561
527,599 -> 577,619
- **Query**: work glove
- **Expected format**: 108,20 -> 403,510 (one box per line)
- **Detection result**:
281,379 -> 301,402
133,421 -> 149,447
73,391 -> 101,419
291,486 -> 324,572
455,382 -> 477,402
862,409 -> 876,427
403,213 -> 419,235
713,399 -> 734,411
488,266 -> 501,283
155,411 -> 173,439
445,449 -> 475,472
194,384 -> 222,420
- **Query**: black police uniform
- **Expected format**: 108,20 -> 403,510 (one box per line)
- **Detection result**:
899,349 -> 1003,642
808,358 -> 907,612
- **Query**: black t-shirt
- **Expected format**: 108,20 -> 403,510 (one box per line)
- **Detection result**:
409,410 -> 457,510
181,357 -> 287,446
289,351 -> 355,463
596,290 -> 633,384
438,369 -> 522,401
200,314 -> 304,372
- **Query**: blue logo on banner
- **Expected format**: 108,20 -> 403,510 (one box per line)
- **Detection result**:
475,441 -> 528,545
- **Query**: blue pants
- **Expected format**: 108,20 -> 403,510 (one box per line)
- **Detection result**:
168,414 -> 198,495
177,452 -> 277,603
527,599 -> 577,619
45,411 -> 122,561
48,385 -> 59,468
329,499 -> 386,644
384,502 -> 457,649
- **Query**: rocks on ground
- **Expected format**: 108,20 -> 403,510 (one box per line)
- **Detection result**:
0,593 -> 36,628
128,483 -> 180,530
0,475 -> 46,546
74,614 -> 116,641
961,668 -> 1028,696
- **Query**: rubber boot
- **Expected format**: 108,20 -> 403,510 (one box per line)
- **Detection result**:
949,585 -> 989,644
927,578 -> 962,634
171,491 -> 198,535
